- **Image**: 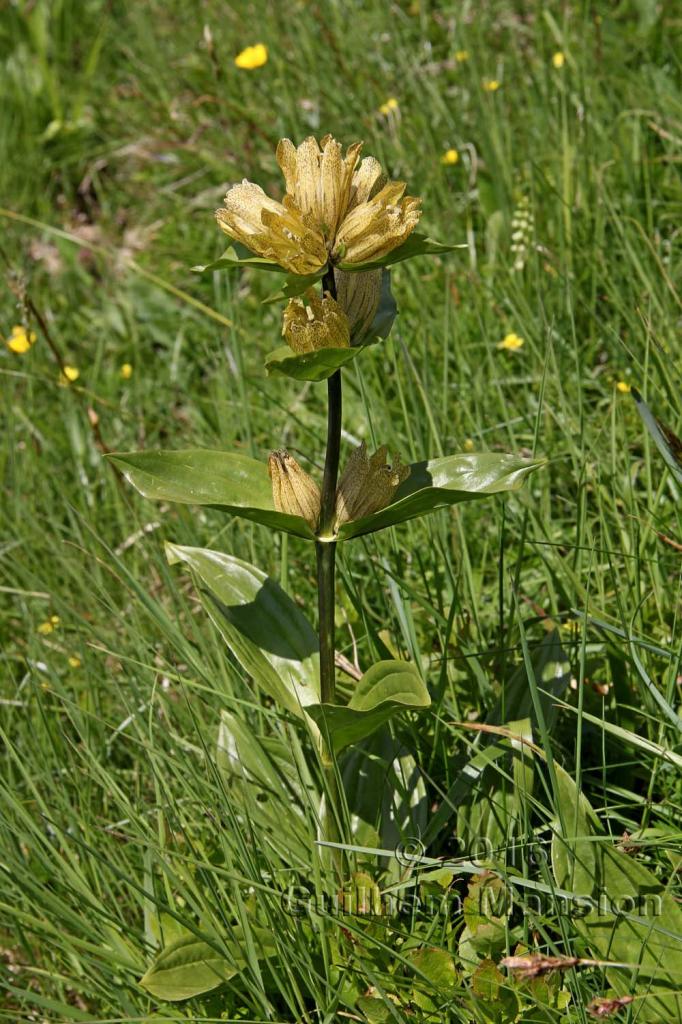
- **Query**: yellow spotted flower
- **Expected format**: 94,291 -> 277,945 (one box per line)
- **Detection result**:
441,148 -> 459,165
498,332 -> 524,351
552,51 -> 565,69
121,362 -> 133,379
334,269 -> 382,342
268,450 -> 321,530
455,50 -> 470,62
6,325 -> 37,354
216,135 -> 421,274
483,79 -> 500,92
282,289 -> 350,354
616,380 -> 631,394
68,656 -> 82,669
234,43 -> 268,70
334,443 -> 409,529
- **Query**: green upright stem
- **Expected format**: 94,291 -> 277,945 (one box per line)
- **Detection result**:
317,269 -> 342,707
317,269 -> 343,869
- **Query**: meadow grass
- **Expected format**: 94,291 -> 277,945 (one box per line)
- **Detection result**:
1,1 -> 681,1020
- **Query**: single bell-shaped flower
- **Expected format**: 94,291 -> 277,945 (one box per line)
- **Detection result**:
216,135 -> 421,275
282,289 -> 350,354
268,450 -> 321,530
334,443 -> 410,529
334,269 -> 382,343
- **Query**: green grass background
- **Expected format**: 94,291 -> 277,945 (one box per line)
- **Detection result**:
1,0 -> 681,1020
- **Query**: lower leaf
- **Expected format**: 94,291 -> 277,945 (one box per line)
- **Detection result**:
306,660 -> 430,752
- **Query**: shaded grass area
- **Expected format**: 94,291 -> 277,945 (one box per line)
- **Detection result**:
1,1 -> 681,1020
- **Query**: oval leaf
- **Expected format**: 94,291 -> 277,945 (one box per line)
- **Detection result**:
167,543 -> 319,717
192,242 -> 303,275
140,935 -> 238,1001
264,344 -> 361,382
306,660 -> 430,752
108,449 -> 314,540
262,270 -> 325,304
337,233 -> 464,272
337,453 -> 543,540
140,927 -> 275,1001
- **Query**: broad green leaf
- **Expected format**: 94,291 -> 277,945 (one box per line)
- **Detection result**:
356,995 -> 395,1022
337,232 -> 464,272
111,448 -> 539,543
306,660 -> 430,752
632,387 -> 682,488
140,927 -> 274,1001
337,453 -> 542,540
551,763 -> 682,1021
108,449 -> 314,540
409,947 -> 458,1012
262,270 -> 325,303
264,343 -> 361,382
192,242 -> 308,275
342,730 -> 428,877
167,544 -> 319,717
486,629 -> 570,730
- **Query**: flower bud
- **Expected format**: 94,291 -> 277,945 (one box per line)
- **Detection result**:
334,269 -> 382,342
268,449 -> 321,530
282,289 -> 350,354
334,443 -> 410,528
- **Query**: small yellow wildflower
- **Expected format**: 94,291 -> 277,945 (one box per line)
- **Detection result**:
498,332 -> 524,351
37,615 -> 59,635
379,97 -> 399,116
483,79 -> 500,92
59,365 -> 80,384
441,148 -> 459,165
616,380 -> 631,394
552,51 -> 565,69
234,43 -> 268,70
121,362 -> 133,380
455,50 -> 470,62
68,656 -> 81,669
6,325 -> 37,354
464,438 -> 475,452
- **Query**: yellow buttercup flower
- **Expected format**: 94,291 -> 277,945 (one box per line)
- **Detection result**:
616,380 -> 631,394
498,332 -> 524,351
37,615 -> 60,635
464,438 -> 475,452
216,134 -> 421,274
455,50 -> 470,62
59,365 -> 80,384
282,289 -> 350,354
379,97 -> 399,115
441,148 -> 459,165
6,325 -> 37,354
483,79 -> 500,92
68,656 -> 82,669
121,362 -> 133,379
552,51 -> 565,69
234,43 -> 268,70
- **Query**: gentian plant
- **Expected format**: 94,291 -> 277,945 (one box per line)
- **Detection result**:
110,134 -> 541,1003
